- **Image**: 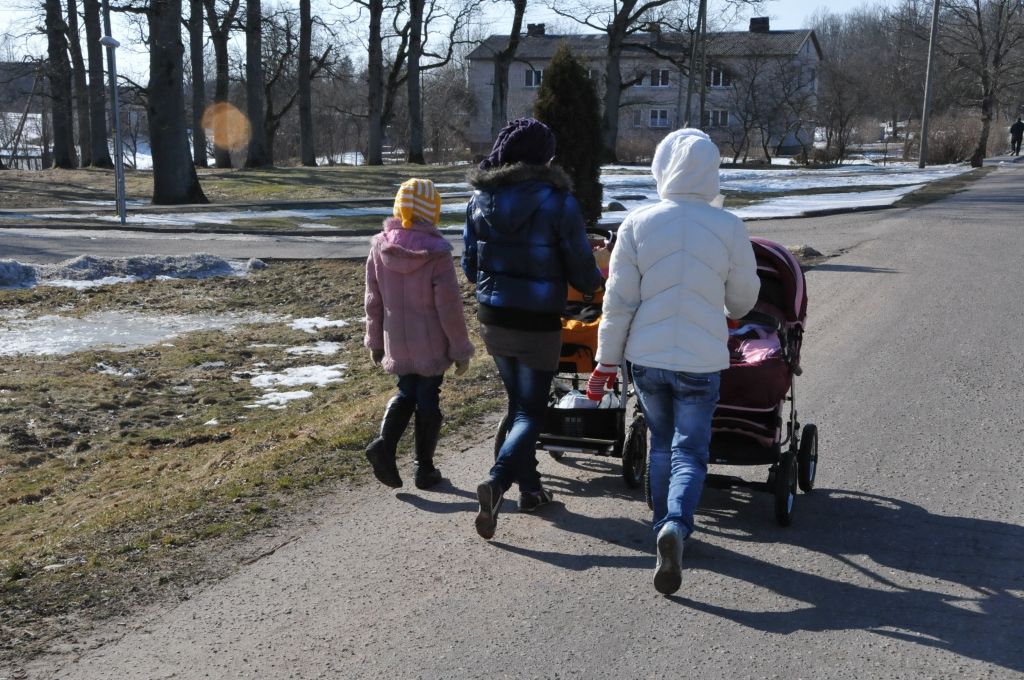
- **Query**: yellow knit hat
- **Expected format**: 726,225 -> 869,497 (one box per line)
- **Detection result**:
393,178 -> 442,228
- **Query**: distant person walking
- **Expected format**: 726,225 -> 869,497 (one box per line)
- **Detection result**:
586,129 -> 759,595
463,118 -> 603,539
1010,117 -> 1024,156
364,178 -> 475,490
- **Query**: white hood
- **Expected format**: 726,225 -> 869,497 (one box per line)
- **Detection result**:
651,128 -> 721,204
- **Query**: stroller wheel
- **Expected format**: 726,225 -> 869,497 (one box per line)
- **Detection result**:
621,414 -> 647,489
797,424 -> 818,492
773,451 -> 797,527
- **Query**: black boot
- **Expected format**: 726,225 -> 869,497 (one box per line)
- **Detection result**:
413,410 -> 444,490
365,396 -> 415,488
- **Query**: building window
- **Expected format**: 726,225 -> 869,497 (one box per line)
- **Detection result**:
649,69 -> 670,87
649,109 -> 670,128
588,68 -> 602,82
705,67 -> 731,88
525,69 -> 543,88
703,109 -> 729,127
632,109 -> 643,127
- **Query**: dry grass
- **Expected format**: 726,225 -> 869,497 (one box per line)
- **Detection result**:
0,260 -> 502,663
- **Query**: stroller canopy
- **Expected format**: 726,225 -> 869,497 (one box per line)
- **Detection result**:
750,238 -> 807,326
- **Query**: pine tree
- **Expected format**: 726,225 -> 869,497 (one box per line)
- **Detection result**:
533,43 -> 603,225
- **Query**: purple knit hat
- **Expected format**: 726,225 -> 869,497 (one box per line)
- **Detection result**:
478,118 -> 557,170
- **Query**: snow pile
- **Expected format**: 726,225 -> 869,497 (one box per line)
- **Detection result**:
0,261 -> 37,289
0,254 -> 263,290
285,341 -> 342,356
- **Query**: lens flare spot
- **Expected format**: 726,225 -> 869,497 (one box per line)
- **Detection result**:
201,102 -> 251,151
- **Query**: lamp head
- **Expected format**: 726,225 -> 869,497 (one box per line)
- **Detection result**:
99,35 -> 120,48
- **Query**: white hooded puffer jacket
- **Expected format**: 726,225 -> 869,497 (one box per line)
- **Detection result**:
596,129 -> 760,373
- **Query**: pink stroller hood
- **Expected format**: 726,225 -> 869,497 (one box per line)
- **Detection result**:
749,237 -> 807,327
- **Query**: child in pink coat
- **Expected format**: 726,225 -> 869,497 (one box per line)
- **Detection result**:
364,178 -> 475,490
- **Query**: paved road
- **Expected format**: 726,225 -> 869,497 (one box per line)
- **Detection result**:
17,166 -> 1024,679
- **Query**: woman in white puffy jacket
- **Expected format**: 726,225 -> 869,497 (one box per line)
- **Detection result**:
586,129 -> 760,595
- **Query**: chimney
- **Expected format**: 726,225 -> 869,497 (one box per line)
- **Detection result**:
526,23 -> 545,37
749,17 -> 770,33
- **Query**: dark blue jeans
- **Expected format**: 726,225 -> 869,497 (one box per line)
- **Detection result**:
489,355 -> 554,494
395,374 -> 444,417
632,364 -> 720,539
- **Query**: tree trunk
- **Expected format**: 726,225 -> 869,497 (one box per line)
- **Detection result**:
83,0 -> 113,167
148,0 -> 208,204
189,0 -> 208,167
298,0 -> 315,166
204,0 -> 239,168
366,0 -> 384,166
489,0 -> 526,141
66,0 -> 92,166
406,0 -> 424,163
970,90 -> 994,168
244,0 -> 270,167
601,46 -> 623,163
44,0 -> 78,168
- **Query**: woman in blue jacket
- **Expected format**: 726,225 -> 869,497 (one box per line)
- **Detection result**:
463,118 -> 603,540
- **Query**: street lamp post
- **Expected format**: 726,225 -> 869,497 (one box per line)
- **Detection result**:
918,0 -> 941,169
100,0 -> 126,224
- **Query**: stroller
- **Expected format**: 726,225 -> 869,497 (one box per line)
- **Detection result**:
492,229 -> 648,488
690,236 -> 818,526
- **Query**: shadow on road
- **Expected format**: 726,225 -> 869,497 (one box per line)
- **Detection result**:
686,487 -> 1024,673
810,263 -> 900,274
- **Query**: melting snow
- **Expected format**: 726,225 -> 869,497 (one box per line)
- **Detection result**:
0,254 -> 261,290
250,364 -> 347,389
0,310 -> 283,356
285,341 -> 342,356
289,317 -> 350,333
246,390 -> 315,410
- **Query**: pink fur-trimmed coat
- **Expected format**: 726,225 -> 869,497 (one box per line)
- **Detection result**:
364,218 -> 475,376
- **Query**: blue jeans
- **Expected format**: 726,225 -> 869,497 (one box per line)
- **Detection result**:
489,355 -> 554,494
396,374 -> 444,417
632,365 -> 720,538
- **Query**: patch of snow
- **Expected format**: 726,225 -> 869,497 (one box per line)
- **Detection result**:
250,364 -> 347,389
289,317 -> 350,333
96,362 -> 140,378
0,260 -> 37,289
0,310 -> 283,356
248,343 -> 280,348
730,185 -> 924,220
197,361 -> 226,369
204,418 -> 220,426
246,390 -> 314,410
285,341 -> 342,356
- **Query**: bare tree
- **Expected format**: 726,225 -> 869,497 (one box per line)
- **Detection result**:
937,0 -> 1024,166
202,0 -> 241,167
188,0 -> 209,167
548,0 -> 680,162
245,0 -> 271,166
253,5 -> 332,164
83,0 -> 113,166
487,0 -> 527,140
298,0 -> 315,165
406,0 -> 425,162
149,0 -> 208,202
44,0 -> 78,168
66,0 -> 92,166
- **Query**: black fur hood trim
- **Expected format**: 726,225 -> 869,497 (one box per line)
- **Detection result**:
467,163 -> 573,192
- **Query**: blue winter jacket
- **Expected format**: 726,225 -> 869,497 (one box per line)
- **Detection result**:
462,163 -> 602,330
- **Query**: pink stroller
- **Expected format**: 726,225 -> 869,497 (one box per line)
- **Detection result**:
646,237 -> 818,526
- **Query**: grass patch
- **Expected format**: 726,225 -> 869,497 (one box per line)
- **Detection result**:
0,259 -> 501,663
0,163 -> 474,210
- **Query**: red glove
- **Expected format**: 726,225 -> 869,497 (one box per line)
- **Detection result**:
586,363 -> 618,401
